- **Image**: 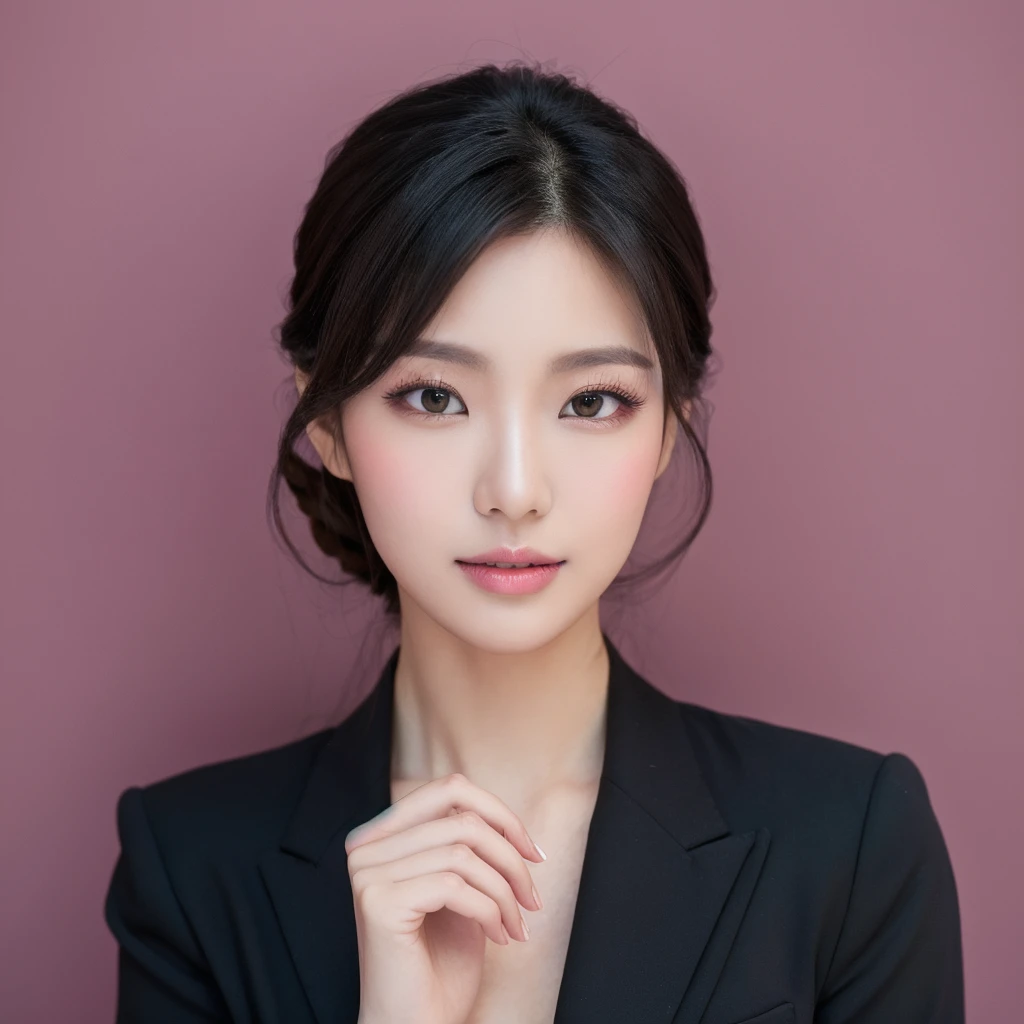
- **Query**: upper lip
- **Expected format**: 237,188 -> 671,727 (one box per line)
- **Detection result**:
457,546 -> 564,565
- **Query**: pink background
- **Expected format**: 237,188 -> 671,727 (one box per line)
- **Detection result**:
2,2 -> 1020,1020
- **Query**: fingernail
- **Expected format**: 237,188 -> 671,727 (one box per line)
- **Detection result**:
533,840 -> 547,861
520,911 -> 530,940
531,883 -> 543,910
500,923 -> 510,944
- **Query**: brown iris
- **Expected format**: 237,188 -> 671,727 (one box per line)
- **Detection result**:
569,393 -> 605,417
420,388 -> 451,414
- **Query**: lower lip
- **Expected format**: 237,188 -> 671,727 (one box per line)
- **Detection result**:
456,561 -> 565,595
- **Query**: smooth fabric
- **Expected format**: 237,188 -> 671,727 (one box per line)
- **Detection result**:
104,634 -> 964,1023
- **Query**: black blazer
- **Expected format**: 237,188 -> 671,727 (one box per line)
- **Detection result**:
104,634 -> 964,1023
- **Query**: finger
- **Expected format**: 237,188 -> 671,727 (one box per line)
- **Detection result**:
364,872 -> 511,946
353,843 -> 531,942
345,772 -> 545,865
347,809 -> 542,913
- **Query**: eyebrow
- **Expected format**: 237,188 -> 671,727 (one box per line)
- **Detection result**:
405,338 -> 655,375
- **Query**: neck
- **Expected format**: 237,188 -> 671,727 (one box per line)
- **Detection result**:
389,602 -> 610,817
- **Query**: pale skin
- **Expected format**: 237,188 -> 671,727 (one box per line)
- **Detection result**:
295,226 -> 687,1024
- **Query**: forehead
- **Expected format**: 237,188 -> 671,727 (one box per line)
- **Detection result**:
414,228 -> 655,372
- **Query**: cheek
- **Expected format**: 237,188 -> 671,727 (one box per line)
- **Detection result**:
347,434 -> 410,506
609,450 -> 657,506
343,416 -> 462,558
562,436 -> 660,535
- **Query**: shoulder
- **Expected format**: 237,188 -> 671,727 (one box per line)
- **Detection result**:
667,702 -> 964,1012
672,698 -> 943,862
672,697 -> 962,1005
111,725 -> 336,866
104,725 -> 341,1012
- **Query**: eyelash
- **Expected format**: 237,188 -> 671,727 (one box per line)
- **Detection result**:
382,375 -> 648,426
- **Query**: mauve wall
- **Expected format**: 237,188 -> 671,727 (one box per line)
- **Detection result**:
1,2 -> 1020,1020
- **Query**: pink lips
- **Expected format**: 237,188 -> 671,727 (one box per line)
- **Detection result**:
456,546 -> 566,595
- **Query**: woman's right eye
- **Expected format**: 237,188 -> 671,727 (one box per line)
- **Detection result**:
391,385 -> 467,417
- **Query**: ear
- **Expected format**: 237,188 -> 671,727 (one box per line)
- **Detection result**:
653,400 -> 687,481
294,368 -> 353,482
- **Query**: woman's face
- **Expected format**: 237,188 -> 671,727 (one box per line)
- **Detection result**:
298,227 -> 680,652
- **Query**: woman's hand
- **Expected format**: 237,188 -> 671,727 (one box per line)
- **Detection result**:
346,772 -> 546,1024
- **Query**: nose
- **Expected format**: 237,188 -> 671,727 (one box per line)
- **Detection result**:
472,408 -> 553,521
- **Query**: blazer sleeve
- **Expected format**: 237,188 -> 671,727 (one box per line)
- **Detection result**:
815,752 -> 965,1023
104,786 -> 230,1022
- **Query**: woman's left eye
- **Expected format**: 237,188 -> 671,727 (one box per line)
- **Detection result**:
561,390 -> 632,420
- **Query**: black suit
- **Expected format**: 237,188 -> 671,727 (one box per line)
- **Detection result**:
104,634 -> 964,1023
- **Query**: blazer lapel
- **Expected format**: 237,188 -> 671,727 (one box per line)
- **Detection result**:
260,634 -> 771,1024
259,646 -> 397,1024
551,637 -> 771,1024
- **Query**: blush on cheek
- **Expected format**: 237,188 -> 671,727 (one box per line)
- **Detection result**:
613,450 -> 657,497
347,427 -> 464,551
560,446 -> 658,554
350,439 -> 408,500
352,450 -> 425,526
598,447 -> 661,523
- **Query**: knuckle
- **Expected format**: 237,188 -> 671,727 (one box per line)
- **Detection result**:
459,810 -> 482,829
357,881 -> 382,913
440,870 -> 462,889
451,842 -> 473,863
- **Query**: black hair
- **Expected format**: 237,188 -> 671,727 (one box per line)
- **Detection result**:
268,59 -> 719,620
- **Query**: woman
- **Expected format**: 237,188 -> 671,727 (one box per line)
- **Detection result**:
104,61 -> 964,1023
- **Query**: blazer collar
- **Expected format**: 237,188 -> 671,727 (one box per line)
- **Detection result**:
260,633 -> 771,1024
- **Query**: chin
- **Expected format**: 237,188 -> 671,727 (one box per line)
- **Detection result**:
407,596 -> 591,656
